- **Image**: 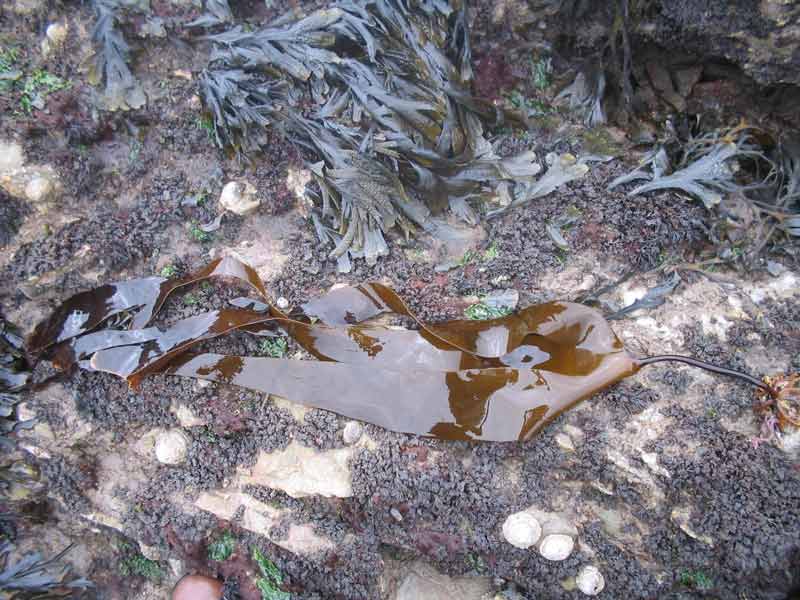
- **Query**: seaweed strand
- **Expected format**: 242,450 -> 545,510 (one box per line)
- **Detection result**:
636,354 -> 775,396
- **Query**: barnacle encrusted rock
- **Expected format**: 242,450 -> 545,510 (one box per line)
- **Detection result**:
343,421 -> 363,445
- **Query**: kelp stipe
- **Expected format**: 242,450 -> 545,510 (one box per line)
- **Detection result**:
634,355 -> 775,396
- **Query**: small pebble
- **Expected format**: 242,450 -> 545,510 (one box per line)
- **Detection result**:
172,574 -> 223,600
219,181 -> 260,215
555,432 -> 575,452
390,507 -> 403,522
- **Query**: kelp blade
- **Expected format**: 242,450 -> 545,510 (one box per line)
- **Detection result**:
166,351 -> 636,441
29,256 -> 276,357
30,256 -> 640,442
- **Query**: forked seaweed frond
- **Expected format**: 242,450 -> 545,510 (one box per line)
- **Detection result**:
198,1 -> 589,268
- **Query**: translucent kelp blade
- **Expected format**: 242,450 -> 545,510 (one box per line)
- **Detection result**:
31,257 -> 643,442
164,351 -> 636,441
84,295 -> 626,393
28,277 -> 165,355
301,282 -> 625,363
34,256 -> 627,369
89,308 -> 274,381
29,256 -> 273,355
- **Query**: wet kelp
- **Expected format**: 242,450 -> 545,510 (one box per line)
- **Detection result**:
609,125 -> 800,259
89,0 -> 147,111
29,257 -> 778,443
1,316 -> 30,452
1,315 -> 47,542
197,2 -> 584,269
0,542 -> 92,598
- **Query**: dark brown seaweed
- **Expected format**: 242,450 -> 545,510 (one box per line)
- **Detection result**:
29,256 -> 774,442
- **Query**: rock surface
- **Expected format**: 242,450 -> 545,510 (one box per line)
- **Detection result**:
647,1 -> 800,86
11,0 -> 44,14
194,490 -> 335,555
0,141 -> 61,208
219,181 -> 260,215
237,442 -> 353,498
392,561 -> 491,600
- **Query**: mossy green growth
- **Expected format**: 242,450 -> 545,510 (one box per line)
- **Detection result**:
208,531 -> 236,562
259,337 -> 288,358
118,544 -> 163,581
20,69 -> 70,113
183,293 -> 200,306
464,301 -> 512,321
159,264 -> 178,278
198,114 -> 216,140
189,222 -> 212,243
0,46 -> 20,93
252,547 -> 290,600
679,570 -> 713,590
483,241 -> 500,261
507,89 -> 551,116
0,47 -> 19,71
530,56 -> 552,90
461,242 -> 500,266
580,127 -> 621,156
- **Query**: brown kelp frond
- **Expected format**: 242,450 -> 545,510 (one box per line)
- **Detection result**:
1,316 -> 32,454
88,0 -> 146,111
0,542 -> 92,597
25,256 -> 639,442
608,124 -> 771,209
29,257 -> 779,443
1,315 -> 46,538
188,0 -> 233,28
197,0 -> 583,268
198,69 -> 286,154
